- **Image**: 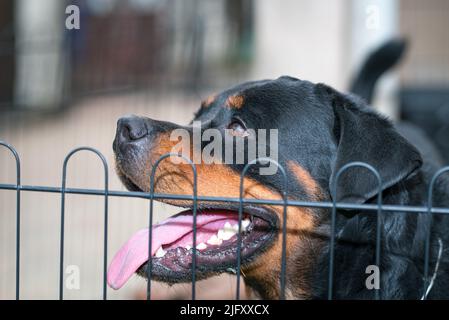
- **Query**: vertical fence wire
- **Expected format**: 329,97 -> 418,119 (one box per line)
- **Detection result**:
237,158 -> 288,300
328,162 -> 383,300
60,147 -> 109,300
147,153 -> 198,300
100,156 -> 109,300
423,167 -> 449,299
0,141 -> 21,300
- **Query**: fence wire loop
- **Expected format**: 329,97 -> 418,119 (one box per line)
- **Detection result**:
59,147 -> 109,300
147,153 -> 198,300
423,167 -> 449,299
328,161 -> 383,300
238,157 -> 288,300
0,141 -> 21,300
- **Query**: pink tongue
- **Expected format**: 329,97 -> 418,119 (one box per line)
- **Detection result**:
107,211 -> 237,290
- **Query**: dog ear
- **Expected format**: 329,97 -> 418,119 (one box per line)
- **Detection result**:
316,83 -> 422,204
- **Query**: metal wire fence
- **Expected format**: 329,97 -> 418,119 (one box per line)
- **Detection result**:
1,140 -> 449,300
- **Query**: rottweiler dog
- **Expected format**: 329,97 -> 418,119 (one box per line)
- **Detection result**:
108,40 -> 449,299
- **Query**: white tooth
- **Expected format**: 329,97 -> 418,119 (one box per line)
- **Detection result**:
242,219 -> 250,230
206,235 -> 217,245
223,223 -> 237,239
185,245 -> 192,250
232,224 -> 239,232
196,242 -> 207,250
225,233 -> 235,240
217,225 -> 237,241
219,226 -> 237,241
155,246 -> 166,258
225,231 -> 236,240
207,234 -> 223,246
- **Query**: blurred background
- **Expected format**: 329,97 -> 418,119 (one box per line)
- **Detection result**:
1,0 -> 449,299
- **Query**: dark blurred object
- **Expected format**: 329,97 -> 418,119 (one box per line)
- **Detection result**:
400,87 -> 449,164
351,38 -> 407,104
0,0 -> 14,108
0,0 -> 255,112
225,0 -> 254,63
69,1 -> 168,95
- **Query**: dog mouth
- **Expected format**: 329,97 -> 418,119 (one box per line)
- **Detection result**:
107,174 -> 278,290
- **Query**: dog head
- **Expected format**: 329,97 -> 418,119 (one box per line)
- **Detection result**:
108,76 -> 422,299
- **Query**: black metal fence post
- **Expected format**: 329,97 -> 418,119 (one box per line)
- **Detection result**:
147,153 -> 198,300
423,167 -> 449,299
237,158 -> 288,300
328,162 -> 383,300
0,141 -> 21,300
59,147 -> 109,300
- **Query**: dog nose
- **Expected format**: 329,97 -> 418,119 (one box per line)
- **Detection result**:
117,115 -> 148,142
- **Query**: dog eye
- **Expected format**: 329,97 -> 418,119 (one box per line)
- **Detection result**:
227,119 -> 249,137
